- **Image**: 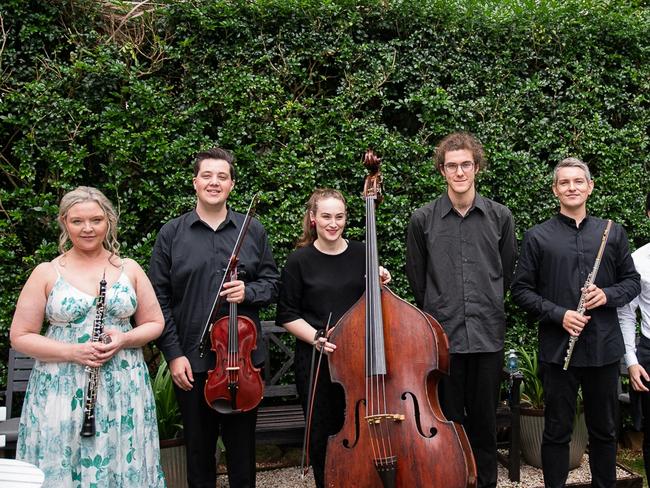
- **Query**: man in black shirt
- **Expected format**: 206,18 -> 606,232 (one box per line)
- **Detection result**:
149,148 -> 279,488
406,132 -> 517,488
512,157 -> 640,488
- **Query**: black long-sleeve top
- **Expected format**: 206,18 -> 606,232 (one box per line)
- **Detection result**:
149,208 -> 280,371
405,192 -> 517,353
511,213 -> 640,367
276,240 -> 366,365
276,240 -> 366,331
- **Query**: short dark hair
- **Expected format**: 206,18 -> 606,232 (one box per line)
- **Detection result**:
193,147 -> 236,180
435,132 -> 485,171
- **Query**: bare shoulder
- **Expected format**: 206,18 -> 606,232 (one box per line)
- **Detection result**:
22,260 -> 59,296
32,260 -> 59,282
120,257 -> 147,284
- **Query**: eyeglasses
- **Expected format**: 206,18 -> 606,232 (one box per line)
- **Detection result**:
443,161 -> 475,174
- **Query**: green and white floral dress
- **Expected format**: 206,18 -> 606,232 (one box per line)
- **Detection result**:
17,271 -> 166,488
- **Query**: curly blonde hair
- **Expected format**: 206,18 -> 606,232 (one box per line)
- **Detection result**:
58,186 -> 120,257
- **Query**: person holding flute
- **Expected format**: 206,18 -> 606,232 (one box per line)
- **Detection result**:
511,158 -> 639,488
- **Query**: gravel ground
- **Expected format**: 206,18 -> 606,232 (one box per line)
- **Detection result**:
216,454 -> 639,487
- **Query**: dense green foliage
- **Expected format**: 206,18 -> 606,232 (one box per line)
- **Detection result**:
1,0 -> 649,382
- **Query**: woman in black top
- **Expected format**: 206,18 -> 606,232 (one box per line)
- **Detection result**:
276,188 -> 389,488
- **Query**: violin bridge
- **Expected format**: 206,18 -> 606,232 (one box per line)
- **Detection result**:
365,413 -> 405,425
225,367 -> 240,371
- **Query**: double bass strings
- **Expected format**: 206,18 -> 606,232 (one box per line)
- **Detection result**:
365,192 -> 394,467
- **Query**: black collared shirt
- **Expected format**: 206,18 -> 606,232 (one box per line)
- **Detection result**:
511,214 -> 640,367
149,208 -> 280,372
406,192 -> 517,353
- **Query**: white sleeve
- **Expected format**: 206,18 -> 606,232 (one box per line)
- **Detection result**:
618,295 -> 640,367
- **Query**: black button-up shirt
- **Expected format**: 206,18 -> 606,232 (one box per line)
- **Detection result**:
149,208 -> 280,371
511,214 -> 640,367
406,192 -> 517,353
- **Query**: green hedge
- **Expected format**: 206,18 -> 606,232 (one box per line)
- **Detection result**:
2,0 -> 649,382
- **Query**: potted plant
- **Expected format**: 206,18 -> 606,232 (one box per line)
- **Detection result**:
517,348 -> 588,470
152,357 -> 186,488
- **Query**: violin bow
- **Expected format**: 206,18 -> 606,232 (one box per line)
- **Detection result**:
198,193 -> 260,358
301,312 -> 333,478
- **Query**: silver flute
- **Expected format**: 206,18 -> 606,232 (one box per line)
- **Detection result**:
80,273 -> 112,437
563,220 -> 612,370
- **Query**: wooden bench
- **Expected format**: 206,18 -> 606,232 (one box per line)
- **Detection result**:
255,321 -> 304,446
0,349 -> 35,455
0,329 -> 304,452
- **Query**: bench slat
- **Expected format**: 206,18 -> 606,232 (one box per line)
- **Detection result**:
256,323 -> 304,445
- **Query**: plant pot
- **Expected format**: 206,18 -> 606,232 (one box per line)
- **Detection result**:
520,407 -> 588,470
160,438 -> 187,488
159,437 -> 223,488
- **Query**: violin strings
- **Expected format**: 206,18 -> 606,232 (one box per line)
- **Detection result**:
229,300 -> 238,387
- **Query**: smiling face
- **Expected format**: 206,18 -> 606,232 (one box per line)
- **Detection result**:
63,201 -> 108,252
193,158 -> 235,210
311,197 -> 346,245
553,166 -> 594,214
440,148 -> 478,198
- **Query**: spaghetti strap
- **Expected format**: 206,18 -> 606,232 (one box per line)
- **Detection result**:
52,260 -> 62,278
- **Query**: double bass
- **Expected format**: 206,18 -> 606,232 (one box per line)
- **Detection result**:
324,151 -> 477,487
200,194 -> 264,414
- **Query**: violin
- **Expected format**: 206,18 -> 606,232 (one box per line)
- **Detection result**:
324,151 -> 477,487
201,195 -> 264,414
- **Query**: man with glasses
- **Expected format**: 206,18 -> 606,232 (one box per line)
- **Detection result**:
406,131 -> 517,488
512,158 -> 640,488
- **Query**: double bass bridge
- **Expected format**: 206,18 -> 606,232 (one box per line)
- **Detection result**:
365,413 -> 405,425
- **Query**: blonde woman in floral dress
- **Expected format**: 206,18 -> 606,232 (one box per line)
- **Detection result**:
10,186 -> 166,487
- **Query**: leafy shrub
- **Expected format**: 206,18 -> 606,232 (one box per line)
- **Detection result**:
1,0 -> 649,383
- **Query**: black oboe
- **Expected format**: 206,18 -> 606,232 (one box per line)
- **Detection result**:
80,272 -> 112,437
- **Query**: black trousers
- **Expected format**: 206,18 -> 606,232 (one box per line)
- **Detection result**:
539,361 -> 619,488
634,336 -> 650,486
174,372 -> 258,488
295,356 -> 345,488
439,350 -> 504,488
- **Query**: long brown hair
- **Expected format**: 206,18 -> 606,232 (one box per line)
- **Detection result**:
296,188 -> 346,248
